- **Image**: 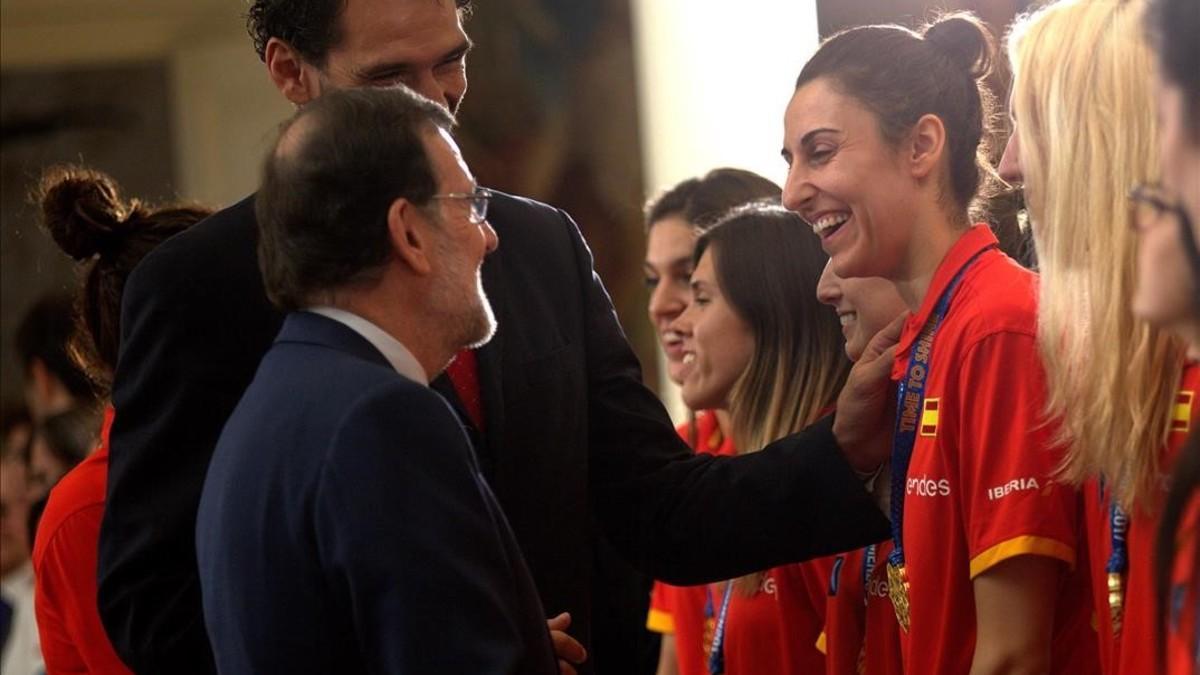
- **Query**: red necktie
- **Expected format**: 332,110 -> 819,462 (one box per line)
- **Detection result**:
444,348 -> 485,432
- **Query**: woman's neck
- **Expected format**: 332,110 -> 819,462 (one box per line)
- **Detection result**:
1176,319 -> 1200,360
714,409 -> 732,437
892,217 -> 971,312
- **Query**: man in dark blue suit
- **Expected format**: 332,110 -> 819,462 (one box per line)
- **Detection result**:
195,87 -> 559,674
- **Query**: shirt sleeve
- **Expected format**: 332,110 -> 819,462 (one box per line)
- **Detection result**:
554,206 -> 891,583
954,331 -> 1078,578
35,504 -> 133,675
646,582 -> 676,634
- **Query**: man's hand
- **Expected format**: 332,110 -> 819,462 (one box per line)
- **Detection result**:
547,612 -> 587,675
834,314 -> 905,472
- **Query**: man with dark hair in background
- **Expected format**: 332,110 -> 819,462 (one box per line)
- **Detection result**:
98,2 -> 895,673
197,85 -> 557,675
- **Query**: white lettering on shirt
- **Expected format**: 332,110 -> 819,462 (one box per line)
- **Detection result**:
987,477 -> 1041,501
906,475 -> 952,497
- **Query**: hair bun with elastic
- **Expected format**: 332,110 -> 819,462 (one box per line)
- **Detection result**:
37,166 -> 128,262
923,12 -> 996,81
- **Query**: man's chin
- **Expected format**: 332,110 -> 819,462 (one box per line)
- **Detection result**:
463,298 -> 498,350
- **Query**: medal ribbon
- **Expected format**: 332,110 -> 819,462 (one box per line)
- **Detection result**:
887,246 -> 994,574
707,581 -> 735,675
1101,480 -> 1129,634
1106,501 -> 1129,577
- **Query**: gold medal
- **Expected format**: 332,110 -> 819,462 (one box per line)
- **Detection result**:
887,561 -> 911,632
1106,572 -> 1124,636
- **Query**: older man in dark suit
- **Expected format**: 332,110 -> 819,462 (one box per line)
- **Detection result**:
196,86 -> 558,674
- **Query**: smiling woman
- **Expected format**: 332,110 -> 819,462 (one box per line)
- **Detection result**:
779,12 -> 1096,675
665,202 -> 849,675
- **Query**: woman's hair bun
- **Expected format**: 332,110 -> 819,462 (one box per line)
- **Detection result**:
36,165 -> 129,262
923,11 -> 996,80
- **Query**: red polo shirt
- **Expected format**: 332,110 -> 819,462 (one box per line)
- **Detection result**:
647,411 -> 736,675
1084,364 -> 1200,674
817,549 -> 865,674
818,541 -> 903,675
720,561 -> 828,675
1167,491 -> 1199,675
33,407 -> 132,675
888,225 -> 1095,674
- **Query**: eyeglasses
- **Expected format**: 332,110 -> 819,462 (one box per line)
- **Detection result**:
1129,183 -> 1186,230
431,186 -> 493,224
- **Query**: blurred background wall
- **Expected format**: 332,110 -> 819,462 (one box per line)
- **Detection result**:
0,0 -> 1030,411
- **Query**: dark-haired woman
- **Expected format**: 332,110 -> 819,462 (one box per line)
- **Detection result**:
31,166 -> 209,675
640,168 -> 780,675
781,13 -> 1094,674
1145,0 -> 1200,671
668,204 -> 849,675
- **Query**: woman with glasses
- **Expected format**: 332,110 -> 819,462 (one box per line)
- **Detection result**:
1001,0 -> 1198,672
1143,0 -> 1200,671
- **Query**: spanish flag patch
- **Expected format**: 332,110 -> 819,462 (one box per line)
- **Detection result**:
920,398 -> 939,437
1172,390 -> 1193,433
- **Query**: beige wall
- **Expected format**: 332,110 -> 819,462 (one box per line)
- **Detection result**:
630,0 -> 821,422
170,39 -> 293,206
1,0 -> 292,208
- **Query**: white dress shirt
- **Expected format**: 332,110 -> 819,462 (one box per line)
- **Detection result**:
305,307 -> 429,386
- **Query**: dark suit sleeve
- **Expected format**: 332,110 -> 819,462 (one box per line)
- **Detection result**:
97,206 -> 275,673
313,384 -> 549,674
558,209 -> 891,585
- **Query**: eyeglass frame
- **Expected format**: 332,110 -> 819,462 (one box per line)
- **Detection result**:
430,186 -> 494,224
1128,182 -> 1187,230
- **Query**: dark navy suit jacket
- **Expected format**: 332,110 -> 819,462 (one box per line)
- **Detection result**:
195,312 -> 557,675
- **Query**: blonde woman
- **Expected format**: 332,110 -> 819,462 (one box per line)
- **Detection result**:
669,203 -> 850,674
1002,0 -> 1198,672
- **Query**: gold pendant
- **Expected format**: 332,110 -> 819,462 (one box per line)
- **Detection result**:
702,616 -> 715,656
1106,572 -> 1124,636
887,562 -> 911,633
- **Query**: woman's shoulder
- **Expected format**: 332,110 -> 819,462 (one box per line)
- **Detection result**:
951,249 -> 1040,343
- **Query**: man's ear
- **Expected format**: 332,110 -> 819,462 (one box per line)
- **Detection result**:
265,37 -> 321,106
908,113 -> 949,181
387,199 -> 434,276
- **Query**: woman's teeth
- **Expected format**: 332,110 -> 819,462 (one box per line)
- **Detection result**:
839,312 -> 856,326
811,213 -> 850,236
682,353 -> 696,364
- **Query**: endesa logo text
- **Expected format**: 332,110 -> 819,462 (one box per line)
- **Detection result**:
906,475 -> 951,497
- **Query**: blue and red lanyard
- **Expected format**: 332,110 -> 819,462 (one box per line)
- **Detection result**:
706,581 -> 735,674
887,247 -> 994,576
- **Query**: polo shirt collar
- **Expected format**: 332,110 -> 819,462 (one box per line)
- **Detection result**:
895,224 -> 998,356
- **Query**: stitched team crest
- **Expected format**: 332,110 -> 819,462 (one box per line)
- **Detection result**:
1172,390 -> 1194,433
919,398 -> 939,437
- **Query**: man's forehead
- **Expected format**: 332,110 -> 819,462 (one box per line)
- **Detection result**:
336,0 -> 466,63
